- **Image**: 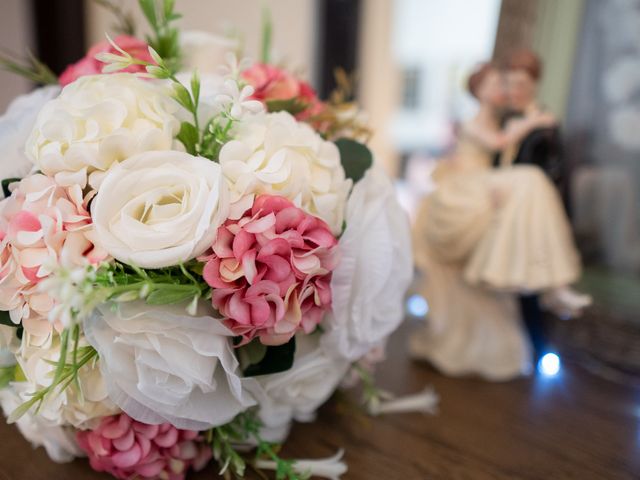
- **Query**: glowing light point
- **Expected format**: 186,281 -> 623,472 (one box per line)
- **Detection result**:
538,352 -> 561,377
407,294 -> 429,317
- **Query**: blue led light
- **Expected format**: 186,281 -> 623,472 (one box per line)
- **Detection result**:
537,352 -> 561,377
407,294 -> 429,317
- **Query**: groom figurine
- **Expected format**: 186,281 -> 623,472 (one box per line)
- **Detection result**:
499,49 -> 565,362
500,49 -> 564,188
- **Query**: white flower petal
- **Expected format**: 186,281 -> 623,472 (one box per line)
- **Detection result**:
84,301 -> 257,430
321,167 -> 413,361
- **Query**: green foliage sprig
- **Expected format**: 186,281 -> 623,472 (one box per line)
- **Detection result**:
260,6 -> 273,64
0,50 -> 57,85
207,412 -> 309,480
61,261 -> 210,323
8,331 -> 98,423
0,365 -> 15,390
138,0 -> 181,71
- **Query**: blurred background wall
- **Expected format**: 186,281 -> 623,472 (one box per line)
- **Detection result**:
0,0 -> 35,111
87,0 -> 318,83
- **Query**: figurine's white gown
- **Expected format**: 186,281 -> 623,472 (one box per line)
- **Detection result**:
410,131 -> 581,380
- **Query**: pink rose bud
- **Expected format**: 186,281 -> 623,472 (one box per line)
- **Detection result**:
59,35 -> 154,86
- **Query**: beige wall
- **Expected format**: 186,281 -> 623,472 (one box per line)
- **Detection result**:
0,0 -> 35,111
533,0 -> 585,121
358,0 -> 400,176
86,0 -> 319,82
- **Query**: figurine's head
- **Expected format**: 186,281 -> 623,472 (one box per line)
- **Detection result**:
505,49 -> 542,112
467,62 -> 507,109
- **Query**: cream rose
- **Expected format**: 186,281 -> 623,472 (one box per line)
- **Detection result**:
179,30 -> 238,74
83,301 -> 257,430
321,167 -> 413,361
26,73 -> 180,187
219,111 -> 352,234
91,150 -> 229,268
0,384 -> 84,463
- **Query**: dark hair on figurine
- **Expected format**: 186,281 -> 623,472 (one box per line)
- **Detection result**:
467,62 -> 498,99
506,49 -> 542,80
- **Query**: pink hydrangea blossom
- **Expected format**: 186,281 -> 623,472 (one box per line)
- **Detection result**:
59,35 -> 153,86
201,195 -> 338,346
76,413 -> 211,480
0,174 -> 106,338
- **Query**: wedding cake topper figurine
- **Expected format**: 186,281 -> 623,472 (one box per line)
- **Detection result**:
410,59 -> 591,381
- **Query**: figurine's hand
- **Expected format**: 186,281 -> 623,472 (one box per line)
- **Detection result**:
532,111 -> 557,128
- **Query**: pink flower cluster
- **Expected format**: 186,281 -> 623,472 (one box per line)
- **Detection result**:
59,35 -> 153,86
242,63 -> 325,120
77,413 -> 211,480
201,195 -> 338,346
0,175 -> 104,336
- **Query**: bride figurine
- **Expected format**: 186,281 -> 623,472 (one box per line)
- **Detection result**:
410,62 -> 590,380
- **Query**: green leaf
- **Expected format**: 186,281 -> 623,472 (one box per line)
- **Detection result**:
1,177 -> 20,198
236,340 -> 268,371
0,365 -> 15,390
261,6 -> 273,64
138,0 -> 157,28
163,0 -> 175,18
173,83 -> 194,112
190,71 -> 200,109
177,121 -> 199,154
146,285 -> 198,305
335,137 -> 373,183
0,310 -> 14,327
243,337 -> 296,377
266,97 -> 309,116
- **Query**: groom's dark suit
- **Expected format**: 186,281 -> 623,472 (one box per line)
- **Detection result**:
494,114 -> 565,362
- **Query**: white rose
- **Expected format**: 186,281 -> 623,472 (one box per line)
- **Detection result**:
14,334 -> 118,428
0,384 -> 84,463
220,112 -> 352,234
321,167 -> 413,361
91,150 -> 229,268
180,30 -> 238,74
83,302 -> 257,431
26,74 -> 181,188
251,334 -> 350,426
0,86 -> 59,190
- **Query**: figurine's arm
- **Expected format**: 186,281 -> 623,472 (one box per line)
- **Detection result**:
463,113 -> 555,153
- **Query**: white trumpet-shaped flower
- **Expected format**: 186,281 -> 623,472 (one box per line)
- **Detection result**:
219,52 -> 253,79
255,449 -> 348,480
367,386 -> 439,416
215,78 -> 264,119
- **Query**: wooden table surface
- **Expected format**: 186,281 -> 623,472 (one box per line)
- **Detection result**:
1,320 -> 639,480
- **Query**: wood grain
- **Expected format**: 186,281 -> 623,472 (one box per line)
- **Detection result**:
1,320 -> 638,479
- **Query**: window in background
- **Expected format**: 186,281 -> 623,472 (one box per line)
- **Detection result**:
401,66 -> 422,111
390,0 -> 502,155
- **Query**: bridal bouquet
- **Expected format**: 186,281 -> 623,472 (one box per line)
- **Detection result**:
0,1 -> 430,478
